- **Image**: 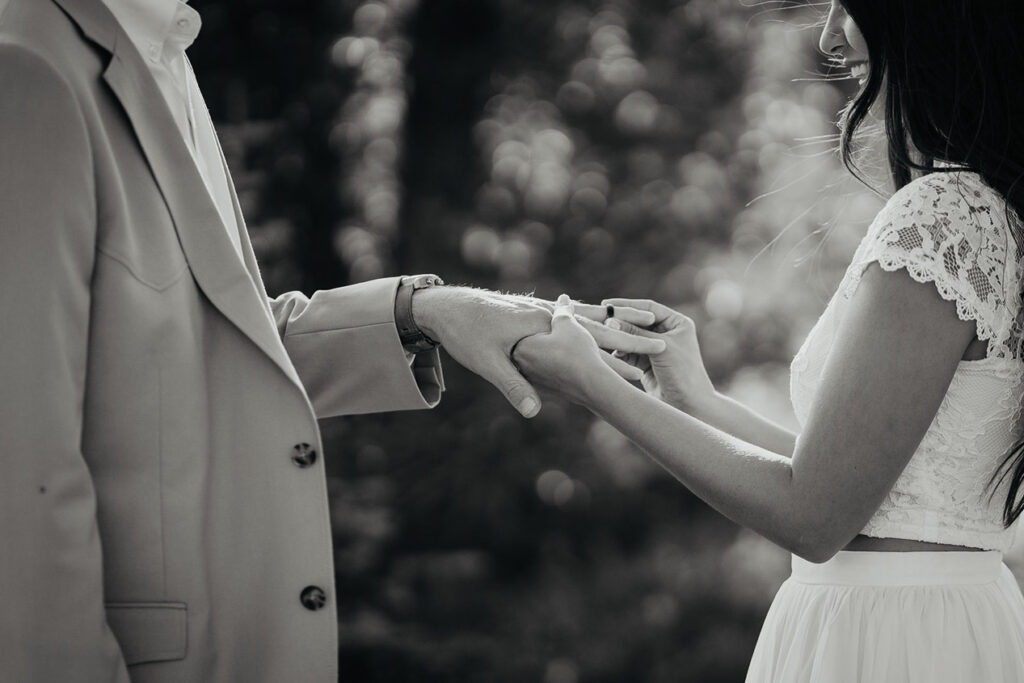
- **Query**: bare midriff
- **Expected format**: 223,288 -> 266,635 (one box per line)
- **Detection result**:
843,534 -> 984,552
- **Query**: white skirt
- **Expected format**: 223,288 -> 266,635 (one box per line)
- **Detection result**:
746,550 -> 1024,682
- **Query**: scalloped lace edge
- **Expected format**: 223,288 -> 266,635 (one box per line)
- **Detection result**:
844,254 -> 1004,359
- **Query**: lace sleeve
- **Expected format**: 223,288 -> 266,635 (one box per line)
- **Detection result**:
842,171 -> 1023,360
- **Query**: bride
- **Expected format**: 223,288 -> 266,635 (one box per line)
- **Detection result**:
515,1 -> 1024,680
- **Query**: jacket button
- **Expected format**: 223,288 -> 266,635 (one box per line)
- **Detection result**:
291,443 -> 317,468
300,585 -> 327,611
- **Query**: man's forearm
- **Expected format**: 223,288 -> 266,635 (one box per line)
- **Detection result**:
271,279 -> 444,416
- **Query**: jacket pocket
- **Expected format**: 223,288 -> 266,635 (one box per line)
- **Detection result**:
105,601 -> 188,666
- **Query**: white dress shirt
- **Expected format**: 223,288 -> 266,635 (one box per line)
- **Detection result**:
101,0 -> 244,260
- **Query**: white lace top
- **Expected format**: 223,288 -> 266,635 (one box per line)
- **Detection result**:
790,170 -> 1024,551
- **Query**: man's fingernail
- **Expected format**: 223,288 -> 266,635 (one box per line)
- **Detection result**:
519,397 -> 539,417
606,318 -> 622,330
557,294 -> 571,305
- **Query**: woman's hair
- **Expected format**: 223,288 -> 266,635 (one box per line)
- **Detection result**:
834,0 -> 1024,526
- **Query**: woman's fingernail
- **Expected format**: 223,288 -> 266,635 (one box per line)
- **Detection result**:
606,318 -> 622,330
557,293 -> 571,305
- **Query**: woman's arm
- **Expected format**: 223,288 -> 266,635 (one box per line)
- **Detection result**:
688,391 -> 797,458
517,264 -> 976,562
581,376 -> 809,553
595,298 -> 798,455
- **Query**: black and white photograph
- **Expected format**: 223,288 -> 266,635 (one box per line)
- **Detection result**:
4,0 -> 1024,681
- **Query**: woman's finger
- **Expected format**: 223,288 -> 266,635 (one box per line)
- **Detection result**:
600,351 -> 644,382
572,302 -> 656,327
603,317 -> 663,339
601,297 -> 680,326
612,350 -> 652,372
575,316 -> 666,355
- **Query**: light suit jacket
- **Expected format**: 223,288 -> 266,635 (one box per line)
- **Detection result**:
0,0 -> 443,680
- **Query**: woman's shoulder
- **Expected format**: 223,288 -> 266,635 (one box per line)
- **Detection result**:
878,170 -> 1012,241
886,169 -> 1003,212
853,169 -> 1024,354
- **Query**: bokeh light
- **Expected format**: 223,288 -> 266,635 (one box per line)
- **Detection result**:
189,0 -> 1024,680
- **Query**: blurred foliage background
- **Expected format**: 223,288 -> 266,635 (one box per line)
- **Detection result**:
187,0 -> 1024,680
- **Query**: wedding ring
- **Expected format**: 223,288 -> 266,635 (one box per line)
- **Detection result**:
606,304 -> 615,319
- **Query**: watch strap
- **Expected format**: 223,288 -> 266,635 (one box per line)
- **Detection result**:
395,275 -> 443,352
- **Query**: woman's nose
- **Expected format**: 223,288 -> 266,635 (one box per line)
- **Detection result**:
818,2 -> 848,57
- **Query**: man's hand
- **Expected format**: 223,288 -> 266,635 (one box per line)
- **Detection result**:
412,286 -> 548,416
411,287 -> 664,417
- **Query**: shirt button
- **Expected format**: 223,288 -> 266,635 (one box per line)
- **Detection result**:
300,585 -> 327,611
291,443 -> 317,468
177,18 -> 189,28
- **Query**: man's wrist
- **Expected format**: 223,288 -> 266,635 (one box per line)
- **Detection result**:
409,285 -> 447,344
395,275 -> 444,351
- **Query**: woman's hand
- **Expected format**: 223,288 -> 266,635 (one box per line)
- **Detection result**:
600,297 -> 717,414
512,295 -> 661,405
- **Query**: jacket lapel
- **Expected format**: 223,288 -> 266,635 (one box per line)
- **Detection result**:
195,69 -> 275,307
213,132 -> 275,308
53,0 -> 304,391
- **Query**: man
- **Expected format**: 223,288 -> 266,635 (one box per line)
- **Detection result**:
0,0 -> 659,681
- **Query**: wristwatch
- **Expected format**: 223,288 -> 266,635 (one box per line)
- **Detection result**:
394,274 -> 444,353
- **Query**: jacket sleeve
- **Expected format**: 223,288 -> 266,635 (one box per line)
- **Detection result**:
0,46 -> 131,682
270,277 -> 445,417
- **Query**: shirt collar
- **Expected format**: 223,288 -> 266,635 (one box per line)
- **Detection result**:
101,0 -> 201,63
